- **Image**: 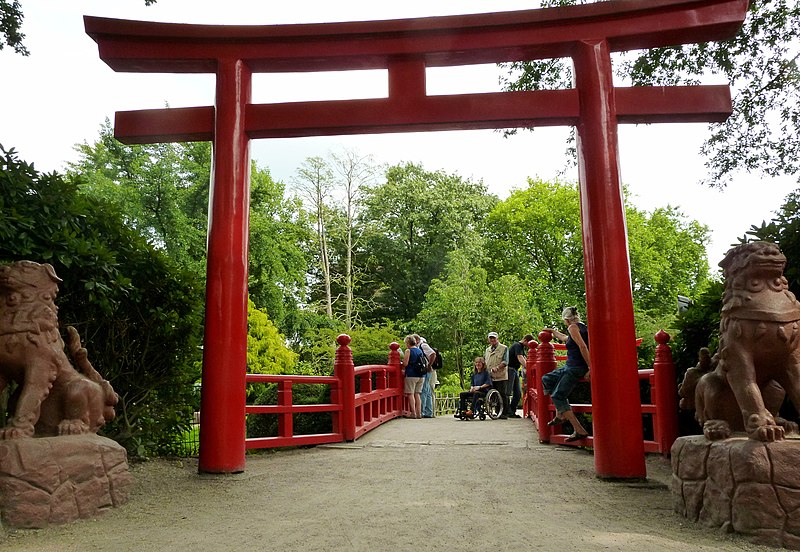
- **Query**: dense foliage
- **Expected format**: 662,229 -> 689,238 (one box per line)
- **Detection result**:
0,145 -> 204,456
502,0 -> 800,186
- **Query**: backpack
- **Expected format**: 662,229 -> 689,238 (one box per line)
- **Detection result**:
431,348 -> 443,371
412,348 -> 429,377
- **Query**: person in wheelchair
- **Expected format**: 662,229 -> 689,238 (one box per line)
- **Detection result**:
455,357 -> 493,419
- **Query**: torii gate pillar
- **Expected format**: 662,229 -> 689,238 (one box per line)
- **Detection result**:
574,40 -> 643,477
199,60 -> 252,473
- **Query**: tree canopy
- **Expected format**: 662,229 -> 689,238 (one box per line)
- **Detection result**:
0,144 -> 204,456
502,0 -> 800,186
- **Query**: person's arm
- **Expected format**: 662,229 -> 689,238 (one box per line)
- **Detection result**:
568,324 -> 590,366
401,349 -> 410,369
500,345 -> 508,368
545,327 -> 568,341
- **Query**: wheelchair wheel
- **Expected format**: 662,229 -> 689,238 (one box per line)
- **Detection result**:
485,389 -> 503,420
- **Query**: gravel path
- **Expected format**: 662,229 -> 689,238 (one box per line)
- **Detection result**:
0,416 -> 776,551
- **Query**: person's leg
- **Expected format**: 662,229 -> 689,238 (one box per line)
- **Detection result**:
414,378 -> 424,418
403,377 -> 416,417
458,391 -> 470,413
541,366 -> 567,396
562,408 -> 588,436
509,371 -> 521,416
429,371 -> 437,417
551,365 -> 589,436
421,372 -> 433,417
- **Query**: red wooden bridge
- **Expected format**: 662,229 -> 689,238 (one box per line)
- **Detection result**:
242,332 -> 679,463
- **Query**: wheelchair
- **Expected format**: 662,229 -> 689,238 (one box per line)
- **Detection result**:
454,388 -> 504,420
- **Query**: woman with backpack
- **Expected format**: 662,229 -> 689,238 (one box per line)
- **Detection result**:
401,334 -> 425,419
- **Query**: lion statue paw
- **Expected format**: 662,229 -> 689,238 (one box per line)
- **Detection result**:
58,420 -> 90,436
703,420 -> 732,441
776,417 -> 800,436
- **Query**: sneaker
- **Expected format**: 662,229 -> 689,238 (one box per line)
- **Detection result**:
499,415 -> 508,419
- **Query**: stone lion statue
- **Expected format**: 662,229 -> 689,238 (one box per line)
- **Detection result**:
686,241 -> 800,442
0,260 -> 117,439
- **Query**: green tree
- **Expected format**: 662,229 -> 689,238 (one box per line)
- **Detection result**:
415,250 -> 488,387
0,1 -> 156,55
247,300 -> 297,376
745,189 -> 800,297
502,1 -> 800,186
69,121 -> 208,275
626,206 -> 710,318
0,144 -> 203,457
292,156 -> 336,319
483,178 -> 710,333
482,178 -> 585,320
69,123 -> 310,331
0,0 -> 25,55
359,162 -> 496,322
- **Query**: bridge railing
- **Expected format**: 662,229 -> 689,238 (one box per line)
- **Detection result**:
523,330 -> 678,454
244,334 -> 403,450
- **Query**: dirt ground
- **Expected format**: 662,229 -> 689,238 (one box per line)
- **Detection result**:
0,416 -> 780,552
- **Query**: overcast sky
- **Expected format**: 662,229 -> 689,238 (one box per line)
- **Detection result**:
2,0 -> 797,268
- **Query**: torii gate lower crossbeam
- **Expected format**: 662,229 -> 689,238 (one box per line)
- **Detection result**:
85,0 -> 749,477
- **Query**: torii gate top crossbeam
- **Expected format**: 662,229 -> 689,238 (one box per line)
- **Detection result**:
85,0 -> 748,144
85,0 -> 747,73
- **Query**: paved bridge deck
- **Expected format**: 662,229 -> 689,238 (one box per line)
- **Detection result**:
2,417 -> 771,551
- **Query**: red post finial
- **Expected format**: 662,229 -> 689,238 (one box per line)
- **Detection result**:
334,334 -> 355,441
652,330 -> 677,454
389,341 -> 400,351
538,330 -> 553,343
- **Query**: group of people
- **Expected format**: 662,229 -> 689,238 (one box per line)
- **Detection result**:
400,333 -> 438,419
458,332 -> 531,420
457,307 -> 592,441
400,307 -> 591,441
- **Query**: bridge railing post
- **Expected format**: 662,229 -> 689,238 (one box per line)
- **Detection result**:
334,334 -> 356,441
652,330 -> 678,454
387,342 -> 402,415
536,331 -> 558,443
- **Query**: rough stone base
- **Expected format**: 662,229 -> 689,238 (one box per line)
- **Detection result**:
0,434 -> 131,529
672,434 -> 800,549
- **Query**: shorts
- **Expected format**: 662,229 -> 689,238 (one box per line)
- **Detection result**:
404,376 -> 424,394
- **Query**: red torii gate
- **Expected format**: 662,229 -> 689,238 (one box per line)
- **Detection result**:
85,0 -> 748,478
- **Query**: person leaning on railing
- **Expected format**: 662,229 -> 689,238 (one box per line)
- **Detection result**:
542,307 -> 591,442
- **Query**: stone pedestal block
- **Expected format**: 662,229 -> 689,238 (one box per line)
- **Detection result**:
672,435 -> 800,549
0,434 -> 131,529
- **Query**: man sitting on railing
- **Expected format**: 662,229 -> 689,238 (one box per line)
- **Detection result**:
455,357 -> 492,418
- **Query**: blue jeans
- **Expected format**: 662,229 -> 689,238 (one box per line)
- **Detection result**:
421,371 -> 434,417
541,364 -> 587,414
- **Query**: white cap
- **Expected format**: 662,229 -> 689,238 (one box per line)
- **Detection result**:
487,332 -> 498,338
